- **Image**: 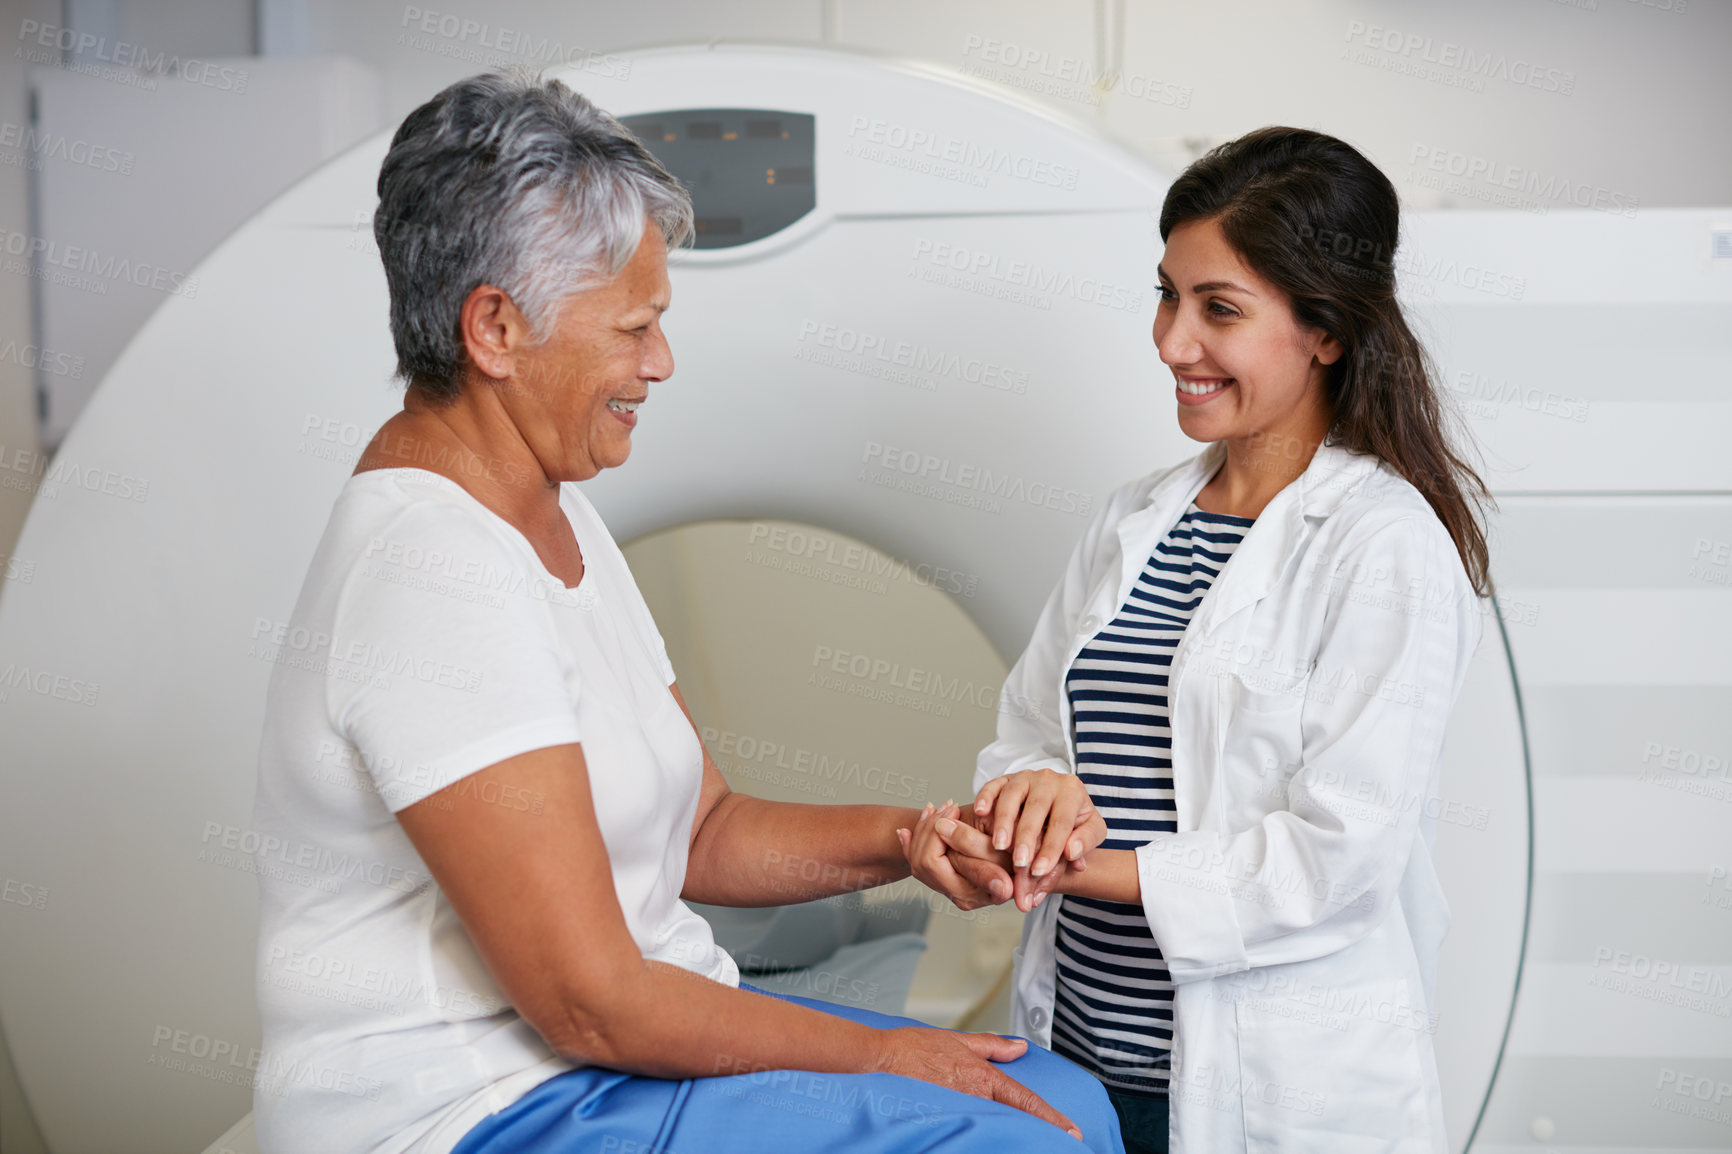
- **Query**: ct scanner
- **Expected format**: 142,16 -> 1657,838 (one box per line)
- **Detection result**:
0,42 -> 1725,1154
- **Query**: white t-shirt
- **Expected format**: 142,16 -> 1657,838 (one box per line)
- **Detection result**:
251,467 -> 738,1154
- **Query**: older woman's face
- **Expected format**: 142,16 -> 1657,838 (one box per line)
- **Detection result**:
1152,216 -> 1339,447
507,220 -> 673,481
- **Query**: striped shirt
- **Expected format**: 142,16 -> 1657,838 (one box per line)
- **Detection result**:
1050,501 -> 1254,1097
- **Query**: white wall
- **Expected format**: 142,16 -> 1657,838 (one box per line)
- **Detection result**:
283,0 -> 1731,208
0,2 -> 59,1150
31,57 -> 385,443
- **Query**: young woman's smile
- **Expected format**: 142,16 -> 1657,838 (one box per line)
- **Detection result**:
1173,374 -> 1234,405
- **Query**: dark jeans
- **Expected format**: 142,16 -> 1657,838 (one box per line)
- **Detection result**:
1106,1088 -> 1169,1154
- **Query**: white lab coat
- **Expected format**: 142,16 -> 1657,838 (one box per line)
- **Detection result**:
975,439 -> 1480,1152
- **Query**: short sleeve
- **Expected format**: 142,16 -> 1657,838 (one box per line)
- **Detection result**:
327,502 -> 583,812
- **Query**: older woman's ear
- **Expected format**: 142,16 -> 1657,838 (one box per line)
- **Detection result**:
458,283 -> 533,382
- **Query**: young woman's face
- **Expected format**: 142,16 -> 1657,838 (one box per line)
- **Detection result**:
1152,216 -> 1340,447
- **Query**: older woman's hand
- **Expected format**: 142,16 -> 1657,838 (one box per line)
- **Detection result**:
872,1026 -> 1082,1141
897,801 -> 1008,911
912,808 -> 1075,915
898,795 -> 1091,915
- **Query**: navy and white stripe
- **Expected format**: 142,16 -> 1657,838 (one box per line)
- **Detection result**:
1051,501 -> 1254,1097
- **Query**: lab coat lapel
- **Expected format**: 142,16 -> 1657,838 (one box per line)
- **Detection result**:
1180,441 -> 1373,645
1110,444 -> 1224,612
1182,480 -> 1300,645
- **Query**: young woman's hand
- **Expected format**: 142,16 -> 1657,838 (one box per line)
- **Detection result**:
971,769 -> 1107,909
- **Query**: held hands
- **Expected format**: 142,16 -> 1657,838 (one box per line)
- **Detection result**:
896,769 -> 1107,914
897,801 -> 1003,912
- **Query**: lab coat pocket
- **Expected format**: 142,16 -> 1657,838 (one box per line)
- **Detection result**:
1232,972 -> 1429,1152
1220,677 -> 1306,820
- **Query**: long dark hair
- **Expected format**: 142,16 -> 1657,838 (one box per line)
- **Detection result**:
1159,126 -> 1493,596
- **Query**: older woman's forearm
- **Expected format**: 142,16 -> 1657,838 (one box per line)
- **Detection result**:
550,958 -> 890,1079
682,794 -> 923,906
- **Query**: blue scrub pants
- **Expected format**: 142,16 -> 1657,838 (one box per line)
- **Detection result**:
450,985 -> 1122,1154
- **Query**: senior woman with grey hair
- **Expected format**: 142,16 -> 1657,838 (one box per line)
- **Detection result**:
249,72 -> 1117,1154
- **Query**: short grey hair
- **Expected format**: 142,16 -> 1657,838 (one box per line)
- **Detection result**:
373,70 -> 694,401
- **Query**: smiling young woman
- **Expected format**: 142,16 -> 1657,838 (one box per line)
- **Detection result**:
1155,128 -> 1492,588
1154,214 -> 1342,522
904,126 -> 1494,1154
